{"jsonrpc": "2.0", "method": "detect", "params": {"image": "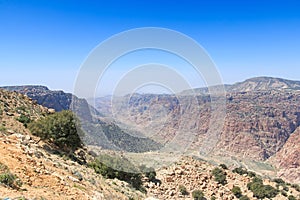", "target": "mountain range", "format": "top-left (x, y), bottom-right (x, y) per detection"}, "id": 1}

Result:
top-left (1, 76), bottom-right (300, 184)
